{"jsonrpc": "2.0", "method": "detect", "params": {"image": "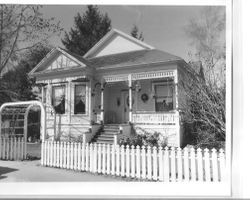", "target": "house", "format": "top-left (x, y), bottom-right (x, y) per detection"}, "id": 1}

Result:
top-left (29, 29), bottom-right (191, 147)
